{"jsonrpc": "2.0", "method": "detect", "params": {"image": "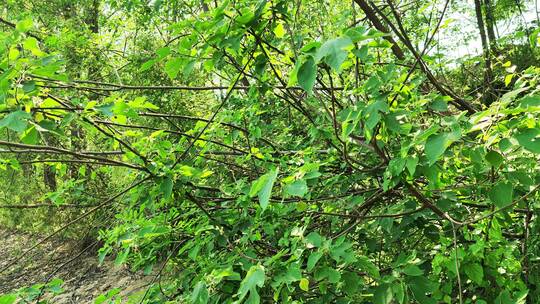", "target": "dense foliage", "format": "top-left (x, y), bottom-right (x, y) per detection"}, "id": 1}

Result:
top-left (1, 0), bottom-right (540, 303)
